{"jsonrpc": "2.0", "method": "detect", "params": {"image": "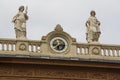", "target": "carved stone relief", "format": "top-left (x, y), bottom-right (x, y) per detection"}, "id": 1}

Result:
top-left (0, 63), bottom-right (120, 80)
top-left (0, 64), bottom-right (12, 76)
top-left (109, 73), bottom-right (120, 80)
top-left (19, 43), bottom-right (27, 51)
top-left (88, 71), bottom-right (108, 80)
top-left (92, 47), bottom-right (100, 55)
